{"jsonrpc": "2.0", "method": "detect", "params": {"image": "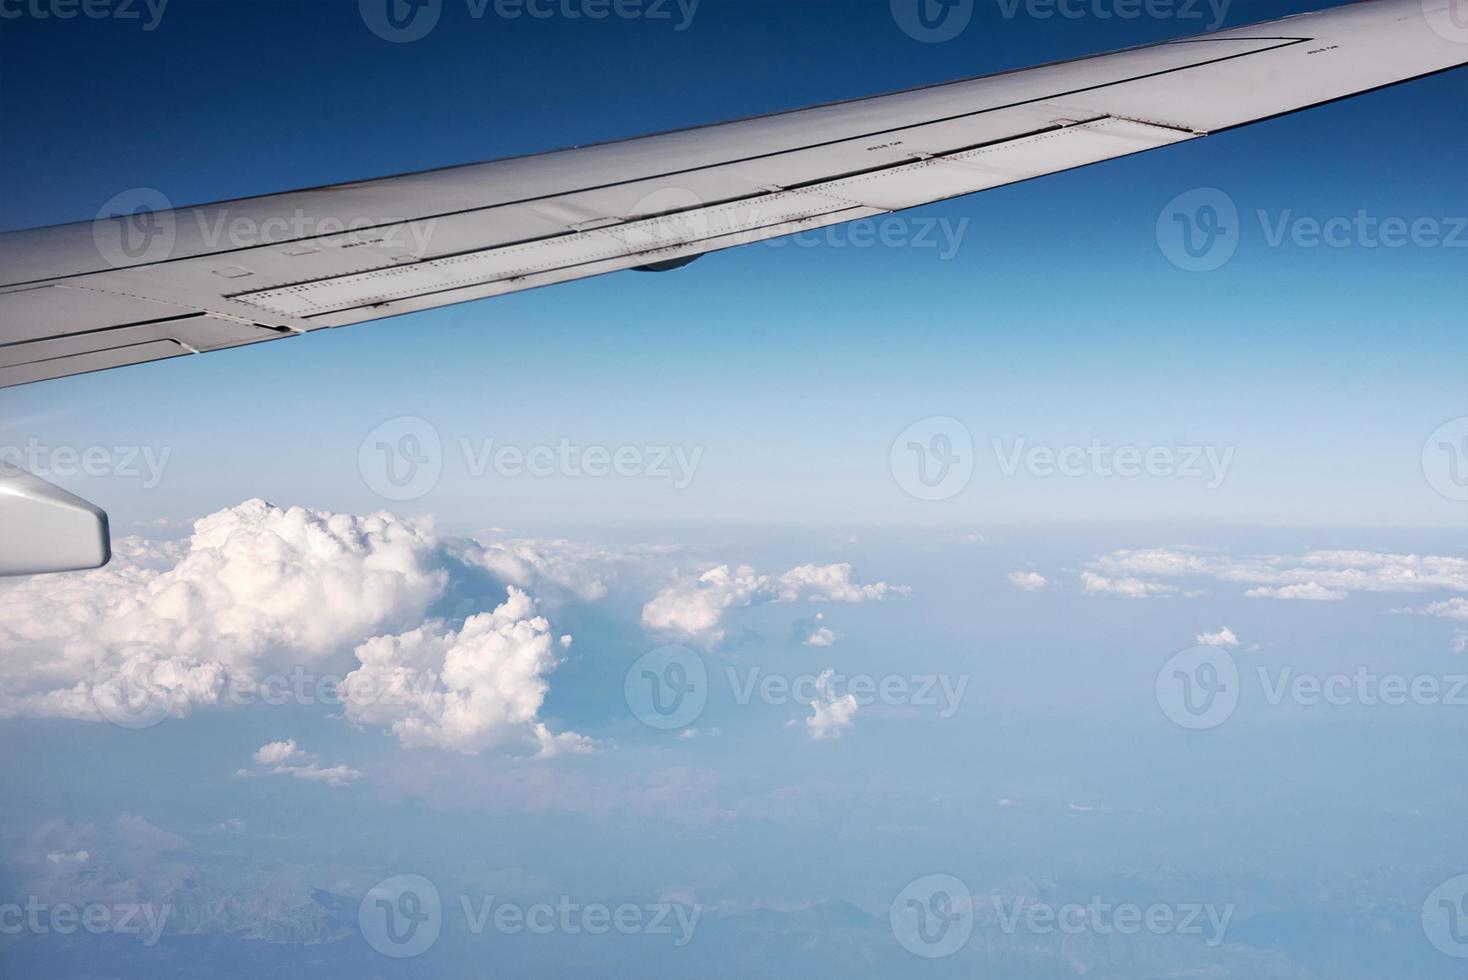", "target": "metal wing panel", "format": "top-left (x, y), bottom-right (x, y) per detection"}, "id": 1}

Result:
top-left (0, 0), bottom-right (1463, 388)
